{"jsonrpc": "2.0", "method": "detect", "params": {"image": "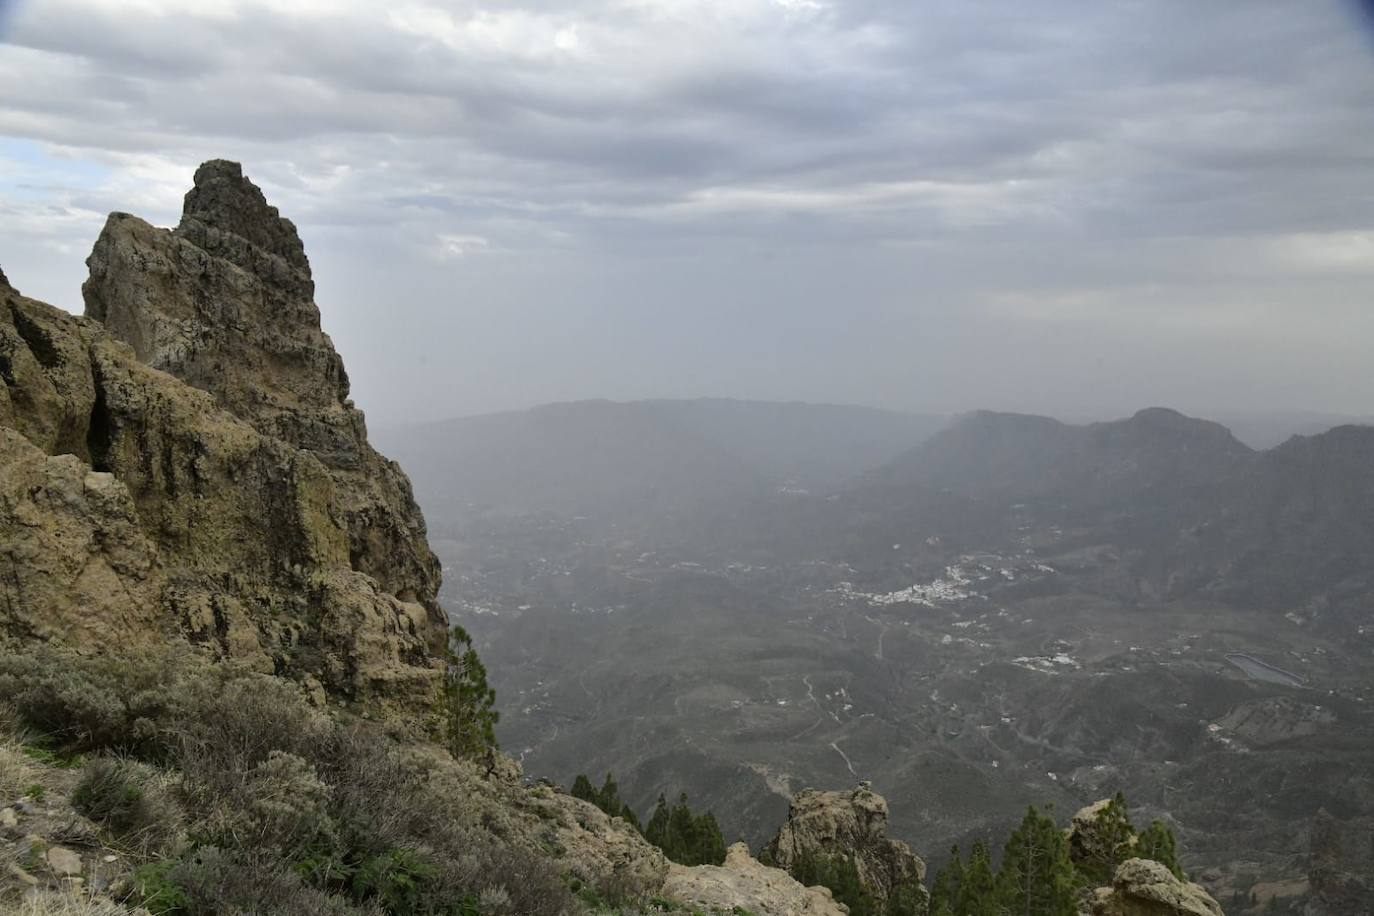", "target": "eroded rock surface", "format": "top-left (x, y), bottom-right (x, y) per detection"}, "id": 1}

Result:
top-left (1092, 859), bottom-right (1225, 916)
top-left (662, 842), bottom-right (850, 916)
top-left (0, 164), bottom-right (445, 719)
top-left (763, 781), bottom-right (928, 912)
